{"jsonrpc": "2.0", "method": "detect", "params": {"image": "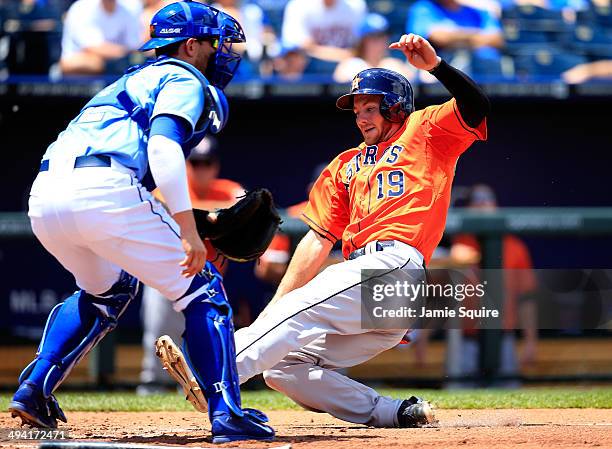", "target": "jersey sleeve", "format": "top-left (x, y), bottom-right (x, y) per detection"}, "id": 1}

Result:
top-left (302, 157), bottom-right (350, 243)
top-left (152, 70), bottom-right (205, 137)
top-left (423, 98), bottom-right (487, 157)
